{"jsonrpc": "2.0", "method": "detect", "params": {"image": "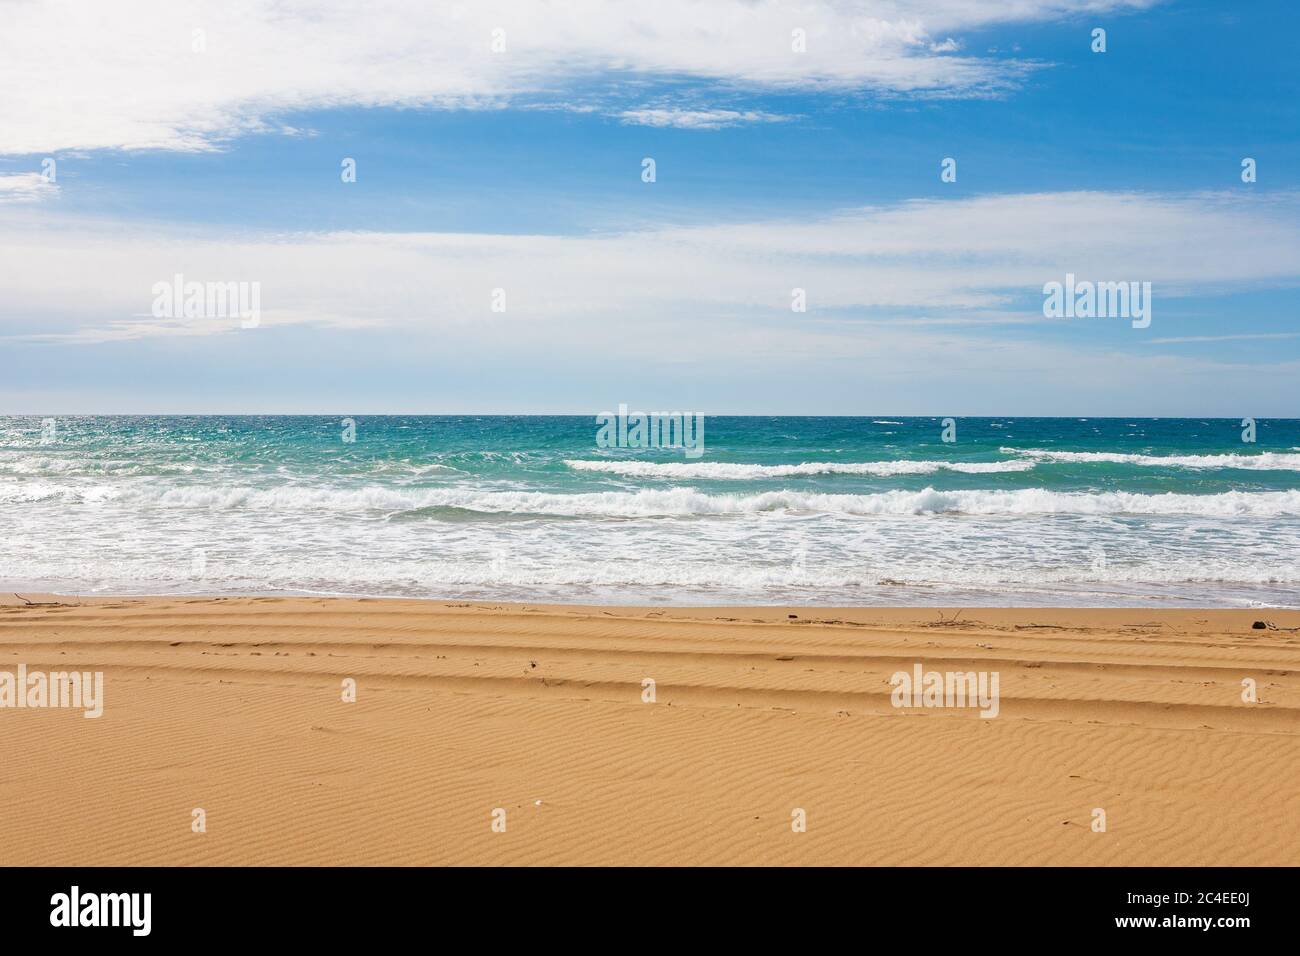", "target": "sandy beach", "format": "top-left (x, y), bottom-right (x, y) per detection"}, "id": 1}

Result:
top-left (1, 595), bottom-right (1297, 866)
